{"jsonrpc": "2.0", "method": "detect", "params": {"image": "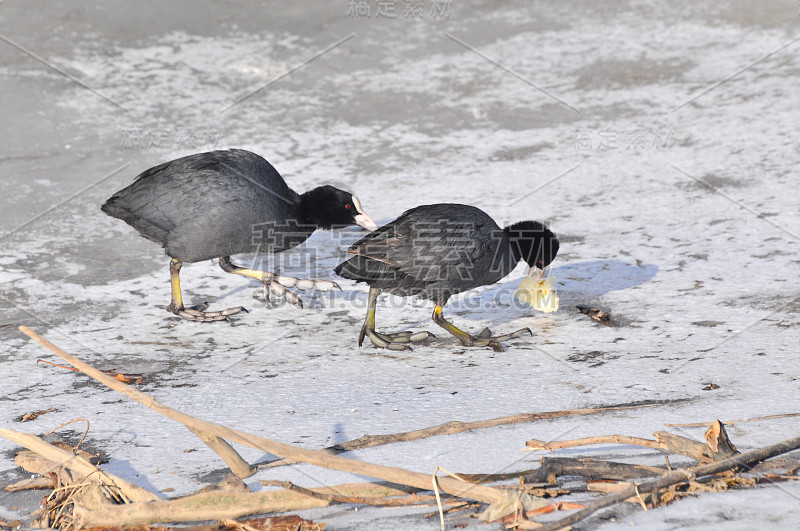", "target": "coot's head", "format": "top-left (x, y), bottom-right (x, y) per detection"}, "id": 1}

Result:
top-left (505, 221), bottom-right (559, 275)
top-left (302, 185), bottom-right (378, 231)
